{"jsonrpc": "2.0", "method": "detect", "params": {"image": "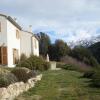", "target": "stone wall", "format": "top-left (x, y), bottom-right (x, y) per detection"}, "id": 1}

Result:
top-left (0, 74), bottom-right (42, 100)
